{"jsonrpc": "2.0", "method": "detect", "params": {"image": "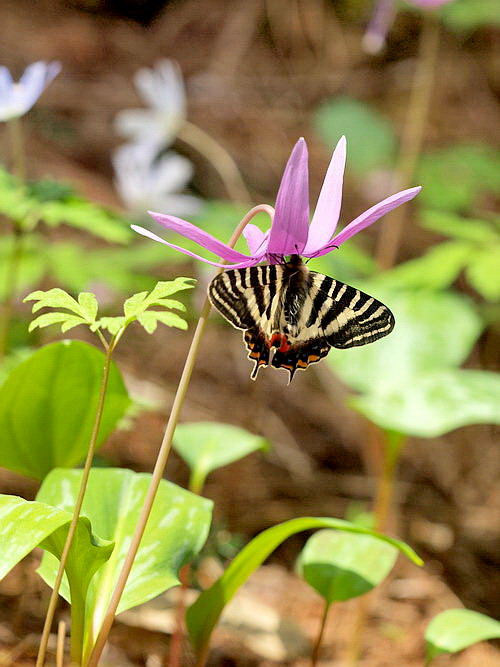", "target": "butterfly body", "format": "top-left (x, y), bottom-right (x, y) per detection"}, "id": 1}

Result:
top-left (208, 255), bottom-right (394, 381)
